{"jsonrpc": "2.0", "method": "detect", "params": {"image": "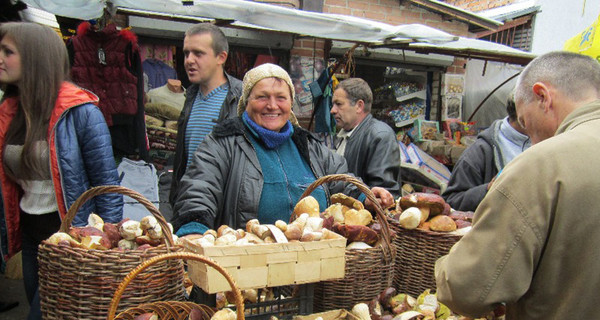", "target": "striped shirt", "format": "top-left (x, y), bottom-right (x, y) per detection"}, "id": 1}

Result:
top-left (185, 83), bottom-right (229, 166)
